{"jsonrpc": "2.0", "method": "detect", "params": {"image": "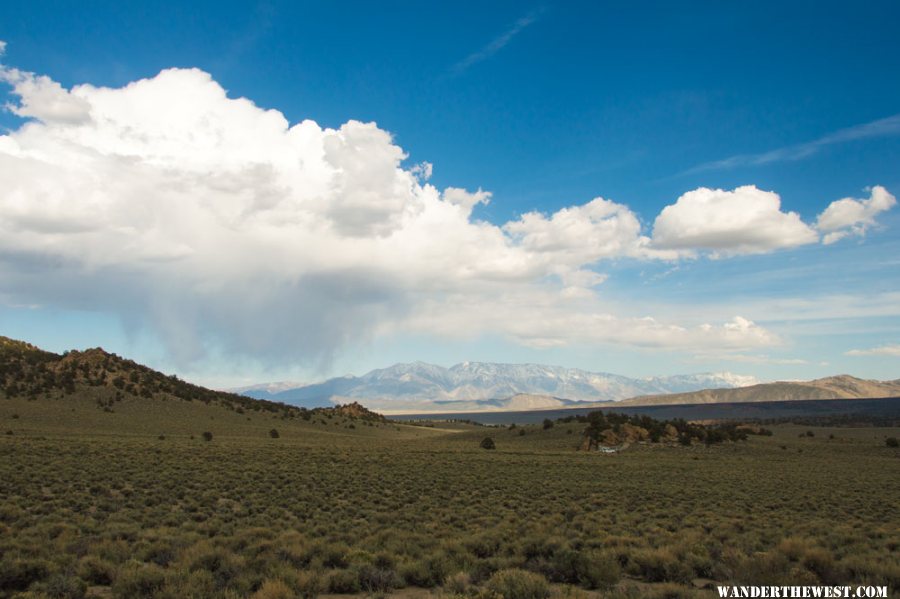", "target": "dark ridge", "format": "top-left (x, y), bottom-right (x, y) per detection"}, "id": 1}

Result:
top-left (0, 334), bottom-right (384, 422)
